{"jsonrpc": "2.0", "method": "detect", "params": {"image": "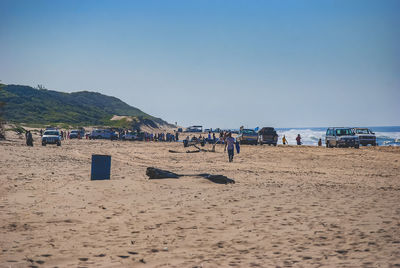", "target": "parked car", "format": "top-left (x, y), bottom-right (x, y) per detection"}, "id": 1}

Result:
top-left (325, 127), bottom-right (359, 148)
top-left (352, 128), bottom-right (376, 146)
top-left (258, 127), bottom-right (278, 146)
top-left (237, 128), bottom-right (258, 145)
top-left (89, 129), bottom-right (118, 140)
top-left (136, 132), bottom-right (145, 141)
top-left (69, 129), bottom-right (81, 139)
top-left (42, 130), bottom-right (61, 146)
top-left (122, 132), bottom-right (138, 140)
